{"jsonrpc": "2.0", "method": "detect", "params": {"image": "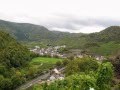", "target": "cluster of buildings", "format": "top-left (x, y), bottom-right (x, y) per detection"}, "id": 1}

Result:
top-left (48, 68), bottom-right (64, 82)
top-left (38, 68), bottom-right (65, 85)
top-left (68, 49), bottom-right (106, 61)
top-left (30, 46), bottom-right (106, 61)
top-left (77, 54), bottom-right (106, 61)
top-left (30, 45), bottom-right (66, 58)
